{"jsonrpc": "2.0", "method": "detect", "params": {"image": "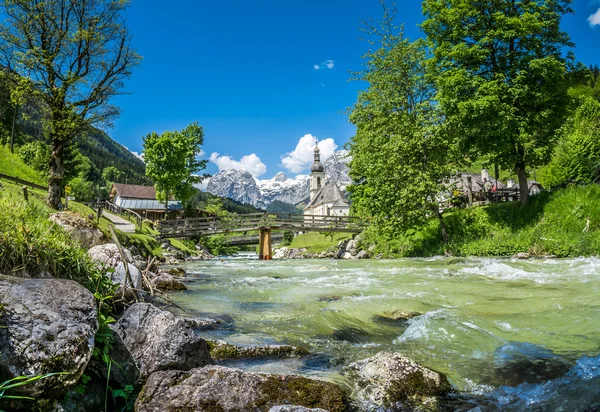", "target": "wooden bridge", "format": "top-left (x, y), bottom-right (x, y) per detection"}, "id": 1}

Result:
top-left (157, 213), bottom-right (366, 260)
